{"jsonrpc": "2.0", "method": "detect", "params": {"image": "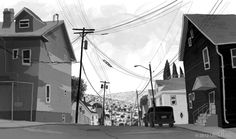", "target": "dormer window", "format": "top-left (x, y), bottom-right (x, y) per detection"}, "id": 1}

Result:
top-left (19, 19), bottom-right (30, 28)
